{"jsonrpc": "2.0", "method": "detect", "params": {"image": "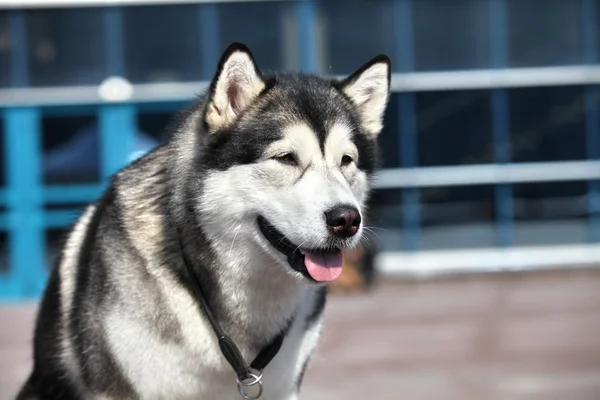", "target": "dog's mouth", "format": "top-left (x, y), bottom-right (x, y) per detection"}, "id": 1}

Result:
top-left (257, 216), bottom-right (343, 283)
